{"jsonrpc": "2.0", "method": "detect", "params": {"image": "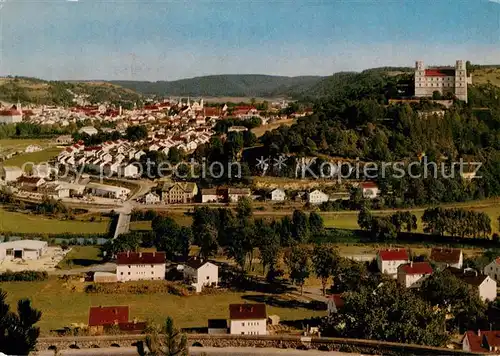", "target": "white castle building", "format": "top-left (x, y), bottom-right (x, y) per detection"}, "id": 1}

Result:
top-left (414, 60), bottom-right (472, 102)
